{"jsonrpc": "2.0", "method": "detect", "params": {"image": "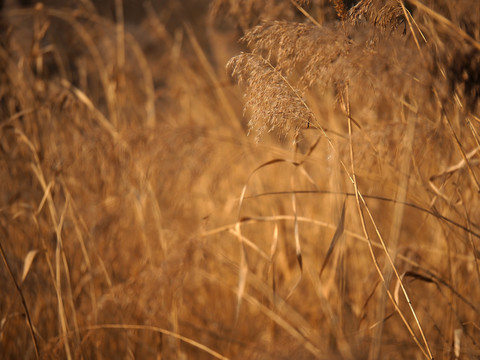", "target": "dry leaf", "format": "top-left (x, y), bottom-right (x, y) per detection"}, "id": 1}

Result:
top-left (21, 250), bottom-right (40, 284)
